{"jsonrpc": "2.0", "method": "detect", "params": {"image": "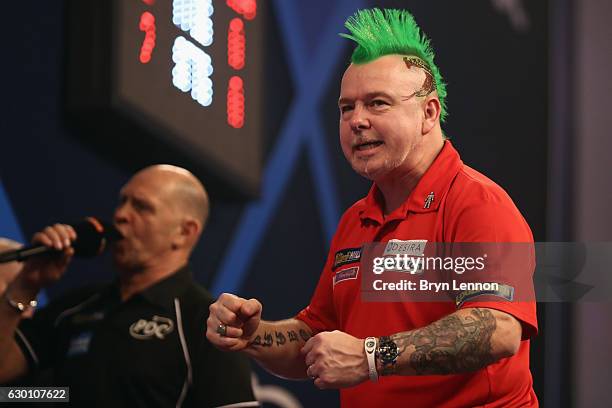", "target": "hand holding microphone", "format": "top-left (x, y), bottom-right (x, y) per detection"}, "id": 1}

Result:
top-left (0, 217), bottom-right (121, 264)
top-left (19, 223), bottom-right (76, 292)
top-left (0, 218), bottom-right (121, 299)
